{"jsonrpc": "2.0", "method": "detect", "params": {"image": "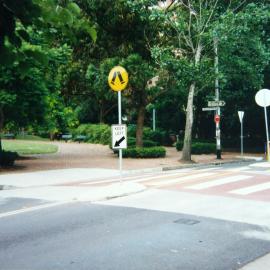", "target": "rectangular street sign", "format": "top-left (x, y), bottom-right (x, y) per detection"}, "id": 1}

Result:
top-left (202, 107), bottom-right (218, 111)
top-left (208, 100), bottom-right (226, 107)
top-left (112, 124), bottom-right (127, 149)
